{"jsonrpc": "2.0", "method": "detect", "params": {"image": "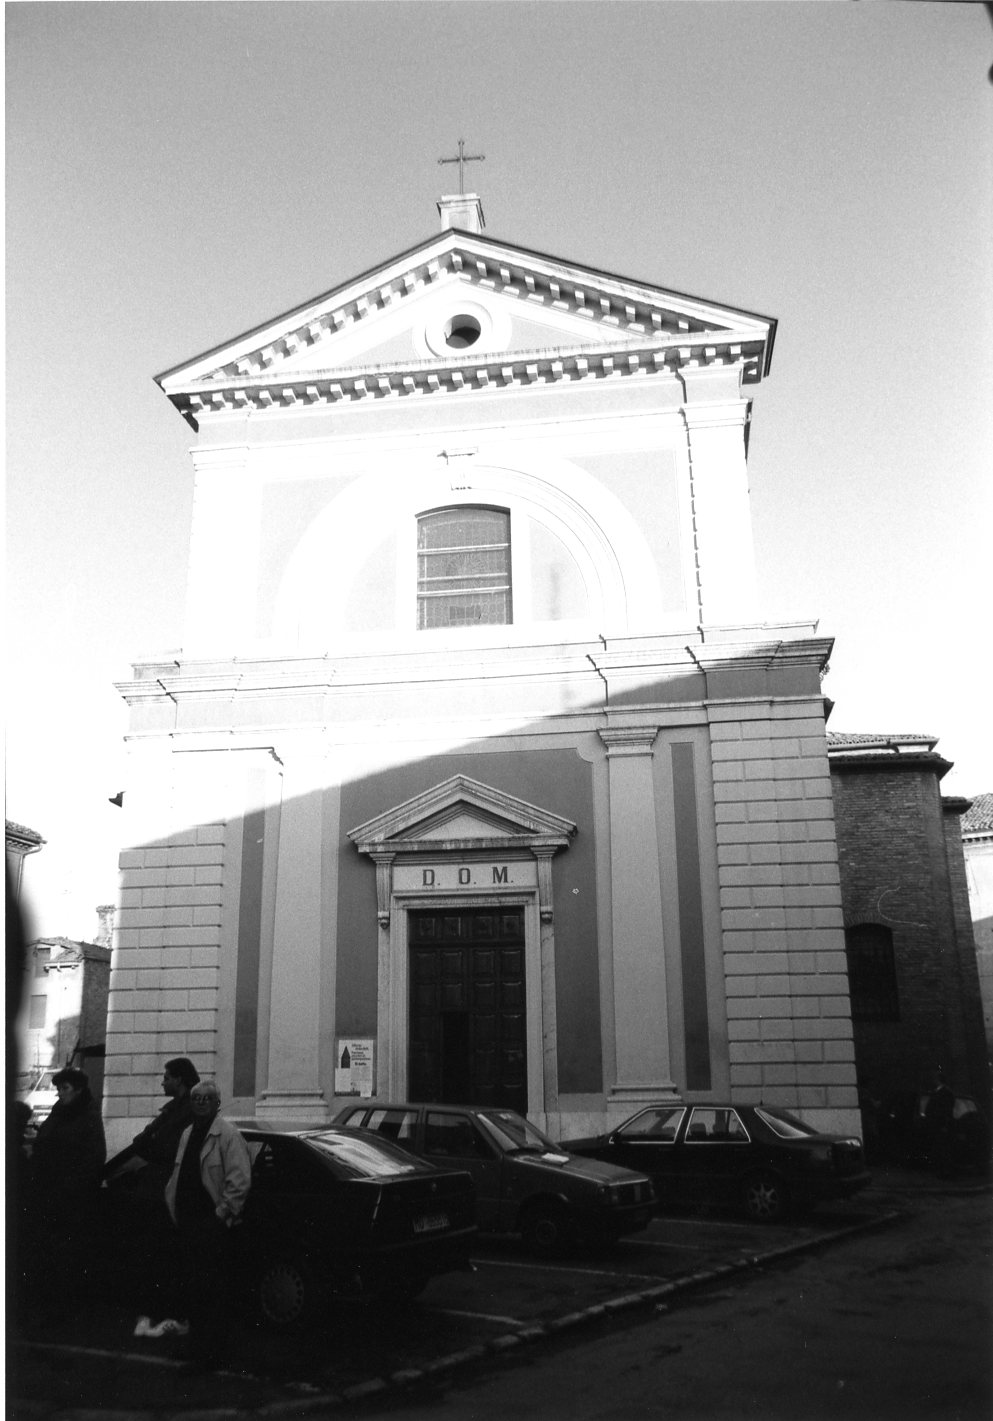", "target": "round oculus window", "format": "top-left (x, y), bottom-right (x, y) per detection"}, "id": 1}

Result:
top-left (415, 300), bottom-right (509, 360)
top-left (443, 315), bottom-right (482, 350)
